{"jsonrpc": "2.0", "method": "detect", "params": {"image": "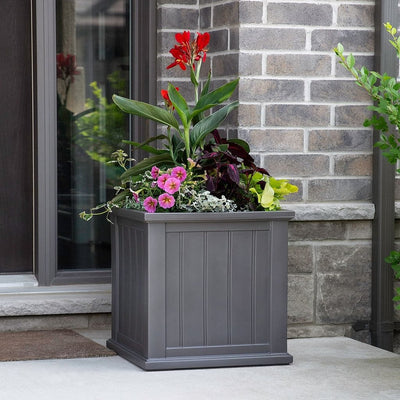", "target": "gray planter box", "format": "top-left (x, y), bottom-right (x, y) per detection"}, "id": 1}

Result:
top-left (107, 209), bottom-right (294, 370)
